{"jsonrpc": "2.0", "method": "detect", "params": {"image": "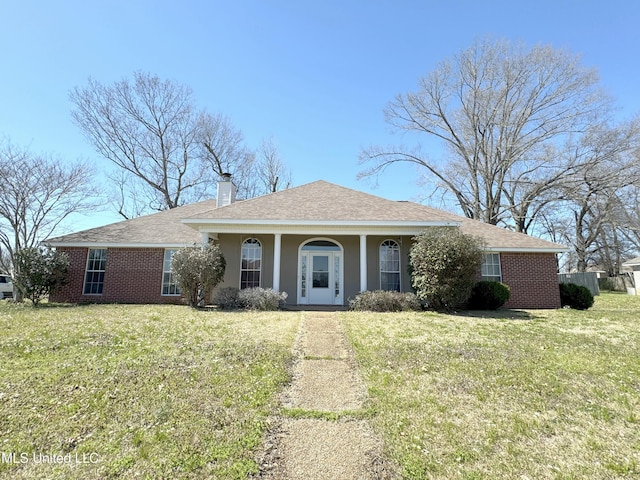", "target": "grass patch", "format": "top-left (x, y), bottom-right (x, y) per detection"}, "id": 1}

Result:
top-left (342, 293), bottom-right (640, 479)
top-left (282, 407), bottom-right (373, 421)
top-left (0, 303), bottom-right (300, 479)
